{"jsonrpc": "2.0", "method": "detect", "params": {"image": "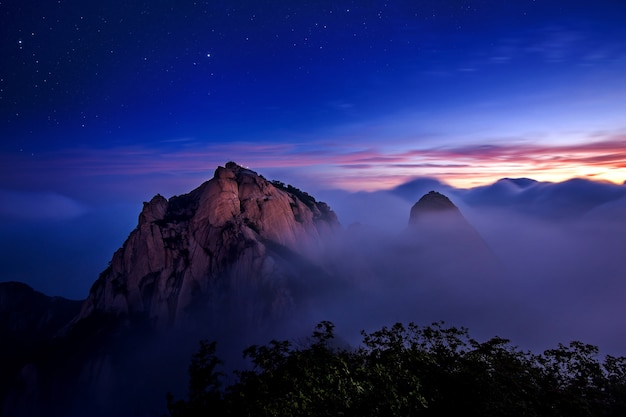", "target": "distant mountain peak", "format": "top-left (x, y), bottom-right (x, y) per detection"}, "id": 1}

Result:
top-left (496, 177), bottom-right (537, 188)
top-left (405, 191), bottom-right (499, 280)
top-left (409, 191), bottom-right (458, 225)
top-left (416, 190), bottom-right (456, 208)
